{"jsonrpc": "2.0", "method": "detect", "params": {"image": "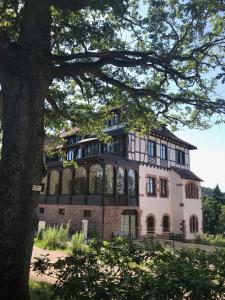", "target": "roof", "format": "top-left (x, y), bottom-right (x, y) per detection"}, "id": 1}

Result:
top-left (59, 127), bottom-right (79, 138)
top-left (171, 167), bottom-right (203, 182)
top-left (76, 137), bottom-right (98, 144)
top-left (151, 127), bottom-right (197, 150)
